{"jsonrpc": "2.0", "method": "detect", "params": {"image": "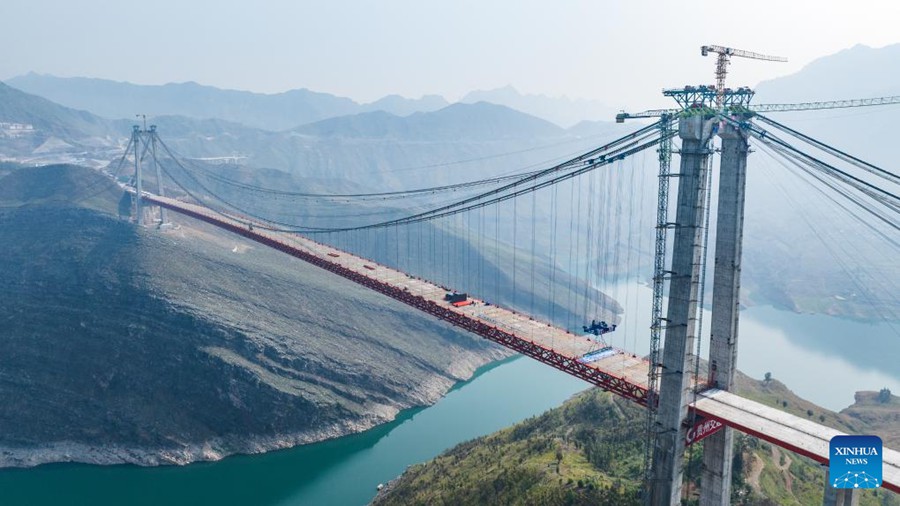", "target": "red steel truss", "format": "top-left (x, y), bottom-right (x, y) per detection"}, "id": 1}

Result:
top-left (148, 196), bottom-right (651, 406)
